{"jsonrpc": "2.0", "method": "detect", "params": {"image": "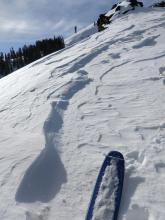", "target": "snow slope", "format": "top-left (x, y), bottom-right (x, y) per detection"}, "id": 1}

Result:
top-left (0, 7), bottom-right (165, 220)
top-left (66, 24), bottom-right (98, 46)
